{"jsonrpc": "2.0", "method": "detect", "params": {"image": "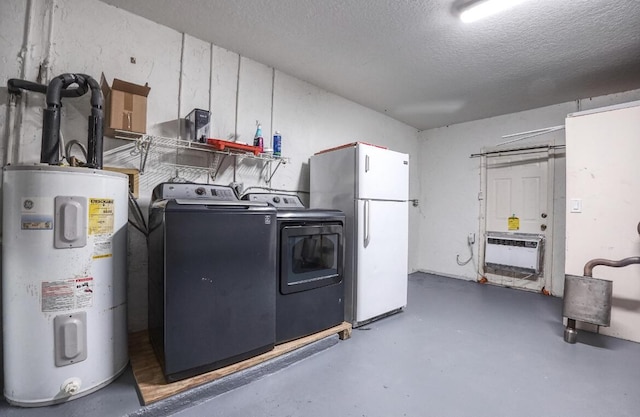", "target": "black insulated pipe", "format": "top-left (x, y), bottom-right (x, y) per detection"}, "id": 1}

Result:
top-left (78, 74), bottom-right (104, 169)
top-left (7, 78), bottom-right (87, 97)
top-left (44, 73), bottom-right (82, 106)
top-left (8, 73), bottom-right (103, 168)
top-left (8, 79), bottom-right (47, 95)
top-left (40, 108), bottom-right (59, 165)
top-left (41, 74), bottom-right (83, 165)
